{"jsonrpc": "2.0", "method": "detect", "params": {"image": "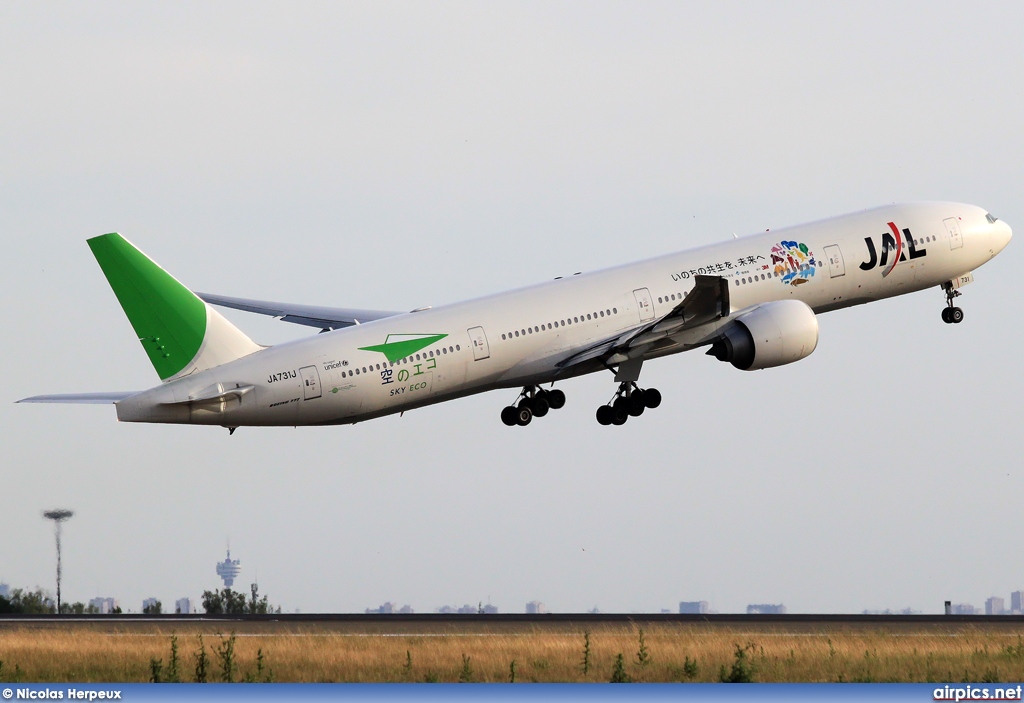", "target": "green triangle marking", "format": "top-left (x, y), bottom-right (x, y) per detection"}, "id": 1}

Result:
top-left (359, 334), bottom-right (448, 363)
